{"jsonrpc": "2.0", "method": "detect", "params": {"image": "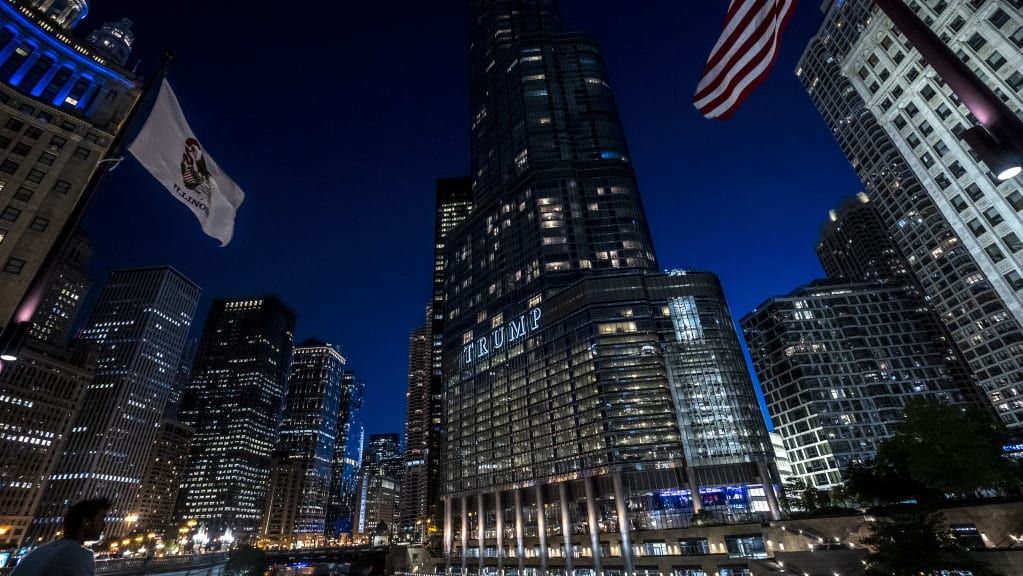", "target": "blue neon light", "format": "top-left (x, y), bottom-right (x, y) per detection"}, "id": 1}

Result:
top-left (1003, 443), bottom-right (1023, 453)
top-left (0, 2), bottom-right (134, 87)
